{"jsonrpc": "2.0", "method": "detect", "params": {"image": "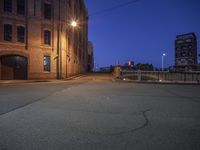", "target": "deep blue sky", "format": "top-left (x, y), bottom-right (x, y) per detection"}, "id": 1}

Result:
top-left (84, 0), bottom-right (200, 68)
